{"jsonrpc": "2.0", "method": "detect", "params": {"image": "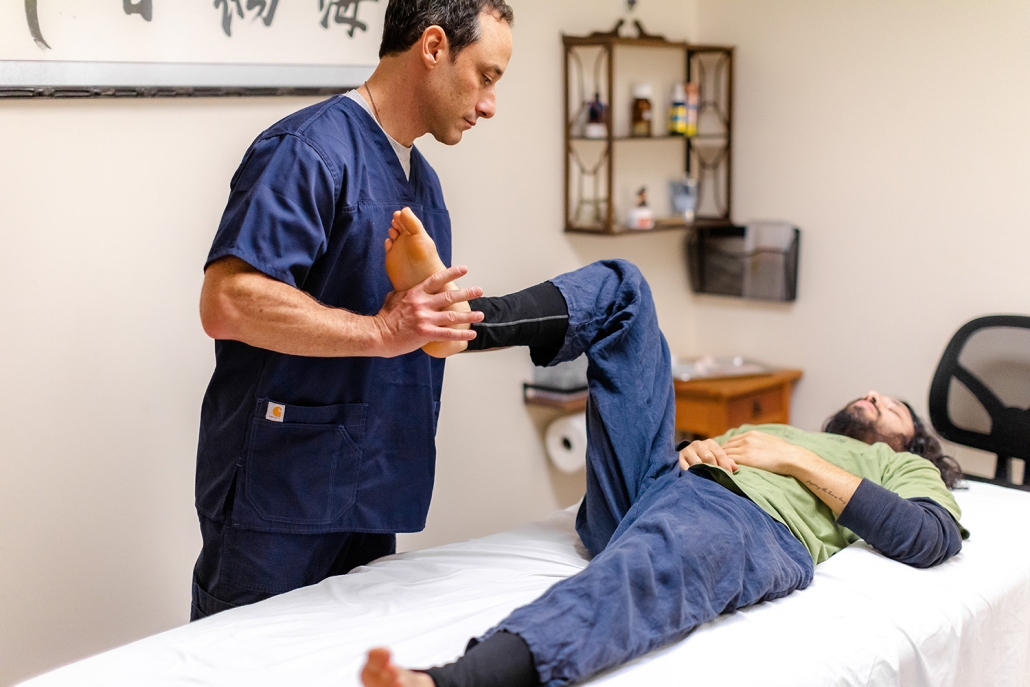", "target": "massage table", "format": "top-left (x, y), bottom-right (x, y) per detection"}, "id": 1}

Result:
top-left (20, 480), bottom-right (1030, 687)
